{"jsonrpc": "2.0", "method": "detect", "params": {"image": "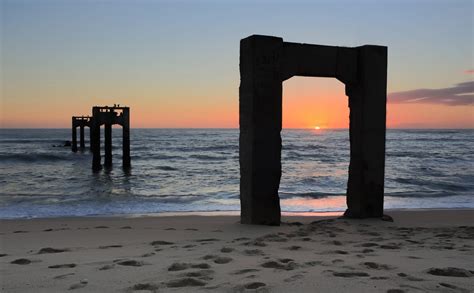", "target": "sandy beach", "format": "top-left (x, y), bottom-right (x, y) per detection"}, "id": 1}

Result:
top-left (1, 209), bottom-right (473, 292)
